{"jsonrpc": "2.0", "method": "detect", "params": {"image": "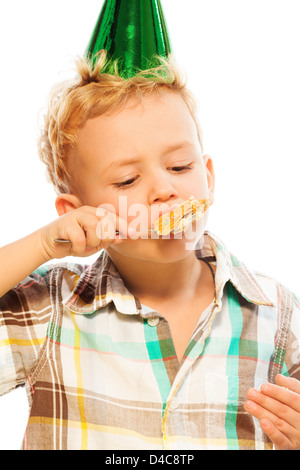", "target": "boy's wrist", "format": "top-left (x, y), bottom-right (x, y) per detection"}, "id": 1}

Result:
top-left (0, 228), bottom-right (56, 298)
top-left (37, 226), bottom-right (58, 264)
top-left (22, 228), bottom-right (54, 266)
